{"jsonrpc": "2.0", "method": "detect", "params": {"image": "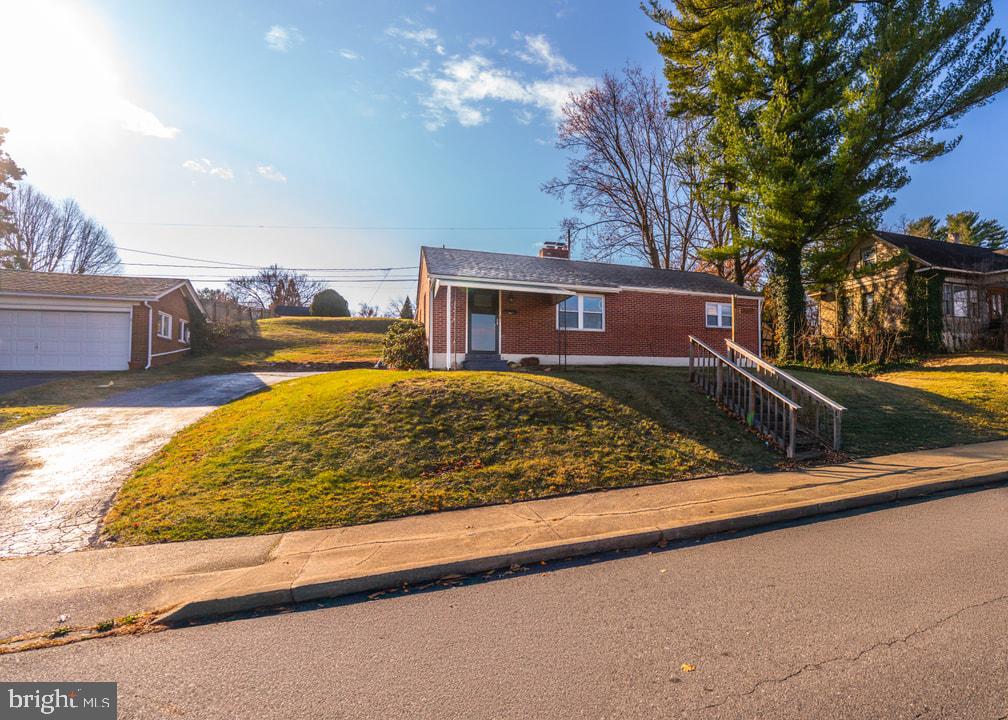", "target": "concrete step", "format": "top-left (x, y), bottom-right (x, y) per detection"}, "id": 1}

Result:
top-left (462, 357), bottom-right (511, 371)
